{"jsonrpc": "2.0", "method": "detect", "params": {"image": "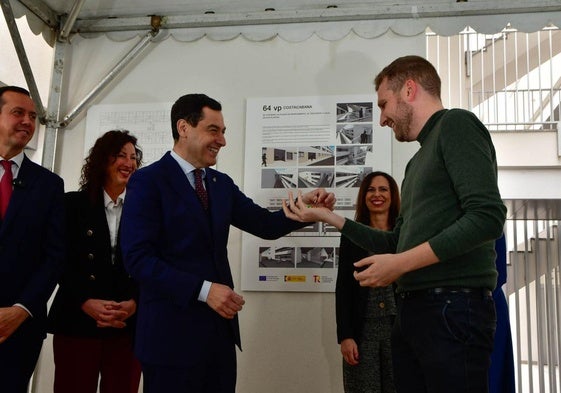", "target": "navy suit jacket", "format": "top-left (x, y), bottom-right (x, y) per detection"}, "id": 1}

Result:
top-left (121, 152), bottom-right (303, 367)
top-left (0, 155), bottom-right (65, 343)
